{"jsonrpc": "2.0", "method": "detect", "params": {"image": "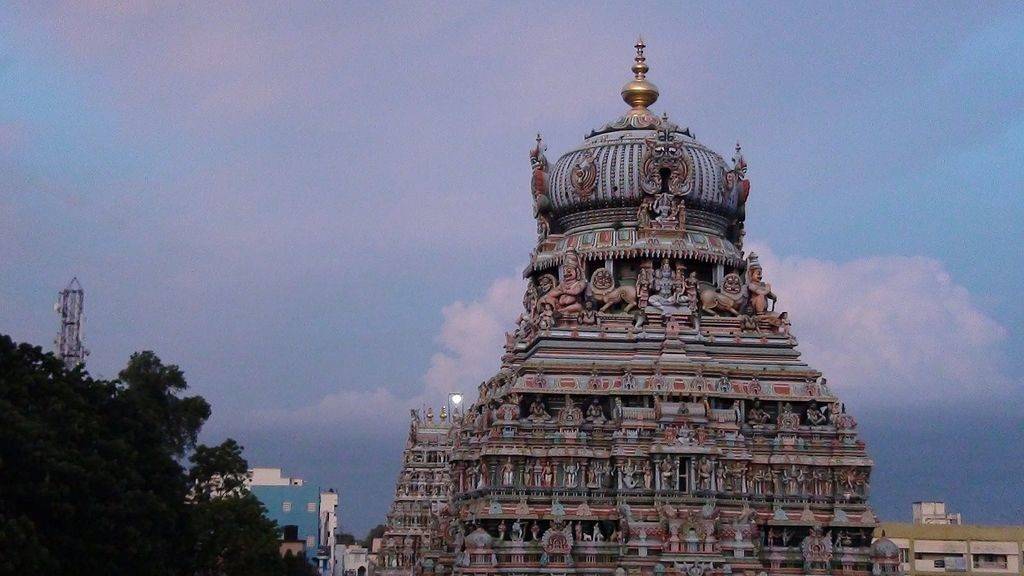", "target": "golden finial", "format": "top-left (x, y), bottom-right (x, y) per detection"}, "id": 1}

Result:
top-left (621, 36), bottom-right (659, 110)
